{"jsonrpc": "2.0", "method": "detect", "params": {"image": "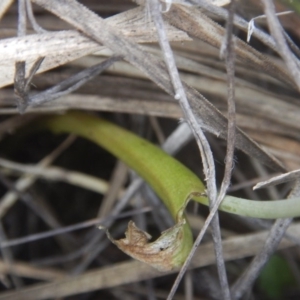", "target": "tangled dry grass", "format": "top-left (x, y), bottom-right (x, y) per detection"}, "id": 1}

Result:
top-left (0, 0), bottom-right (300, 299)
